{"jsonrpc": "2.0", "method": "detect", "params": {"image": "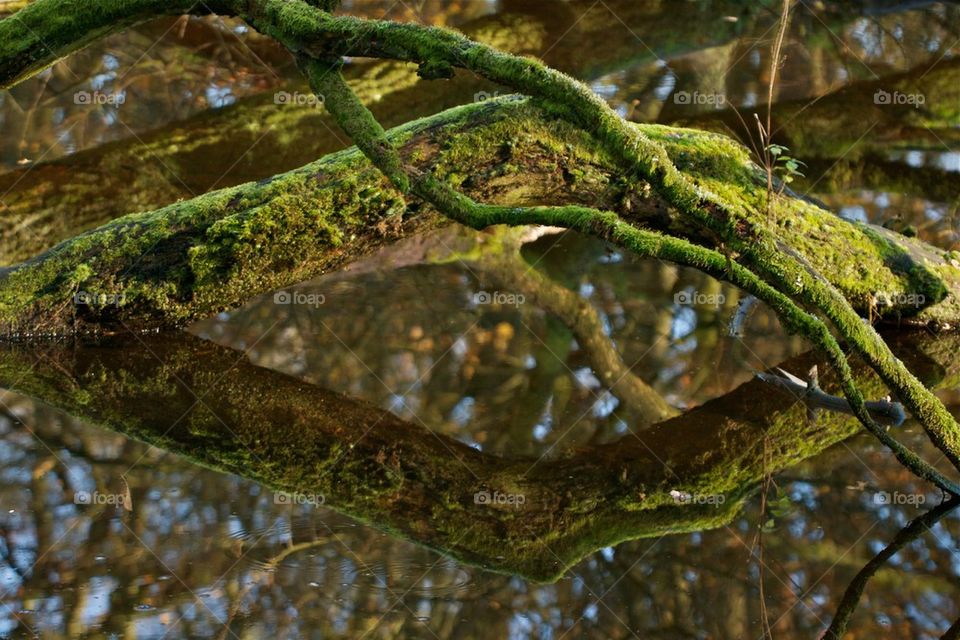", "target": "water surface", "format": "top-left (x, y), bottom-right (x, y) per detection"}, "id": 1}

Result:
top-left (1, 1), bottom-right (959, 638)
